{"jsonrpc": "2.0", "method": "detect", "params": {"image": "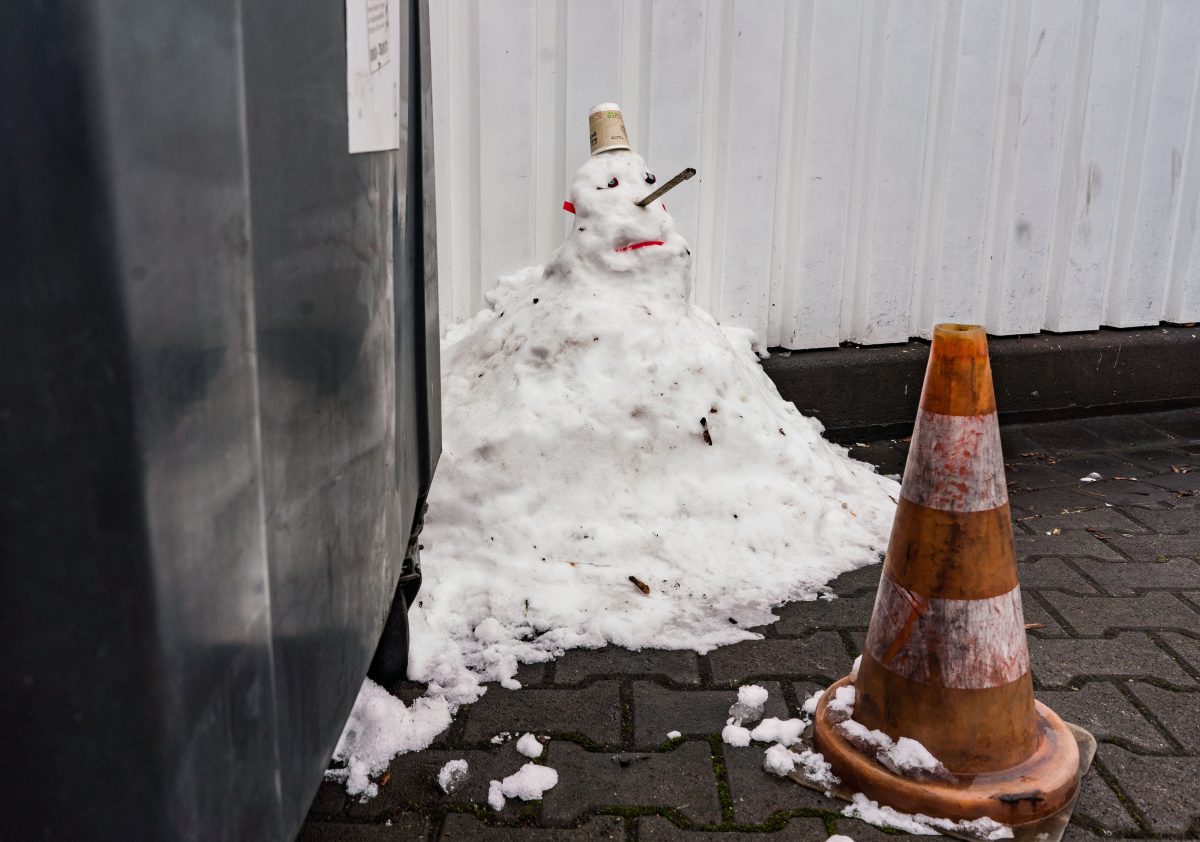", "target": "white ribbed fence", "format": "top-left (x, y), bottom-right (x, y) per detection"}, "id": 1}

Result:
top-left (430, 0), bottom-right (1200, 349)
